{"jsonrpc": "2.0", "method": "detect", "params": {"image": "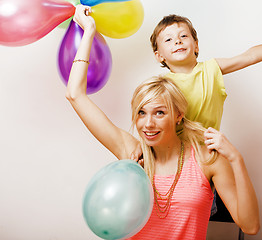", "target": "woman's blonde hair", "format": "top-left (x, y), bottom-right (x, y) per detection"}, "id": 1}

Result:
top-left (131, 76), bottom-right (216, 180)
